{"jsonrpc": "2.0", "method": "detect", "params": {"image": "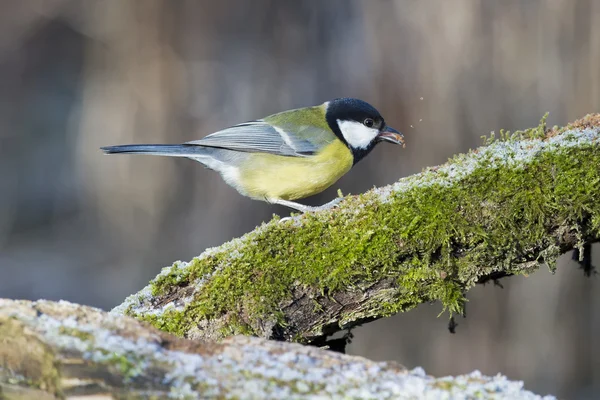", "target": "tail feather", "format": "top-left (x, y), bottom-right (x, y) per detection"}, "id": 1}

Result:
top-left (101, 144), bottom-right (204, 157)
